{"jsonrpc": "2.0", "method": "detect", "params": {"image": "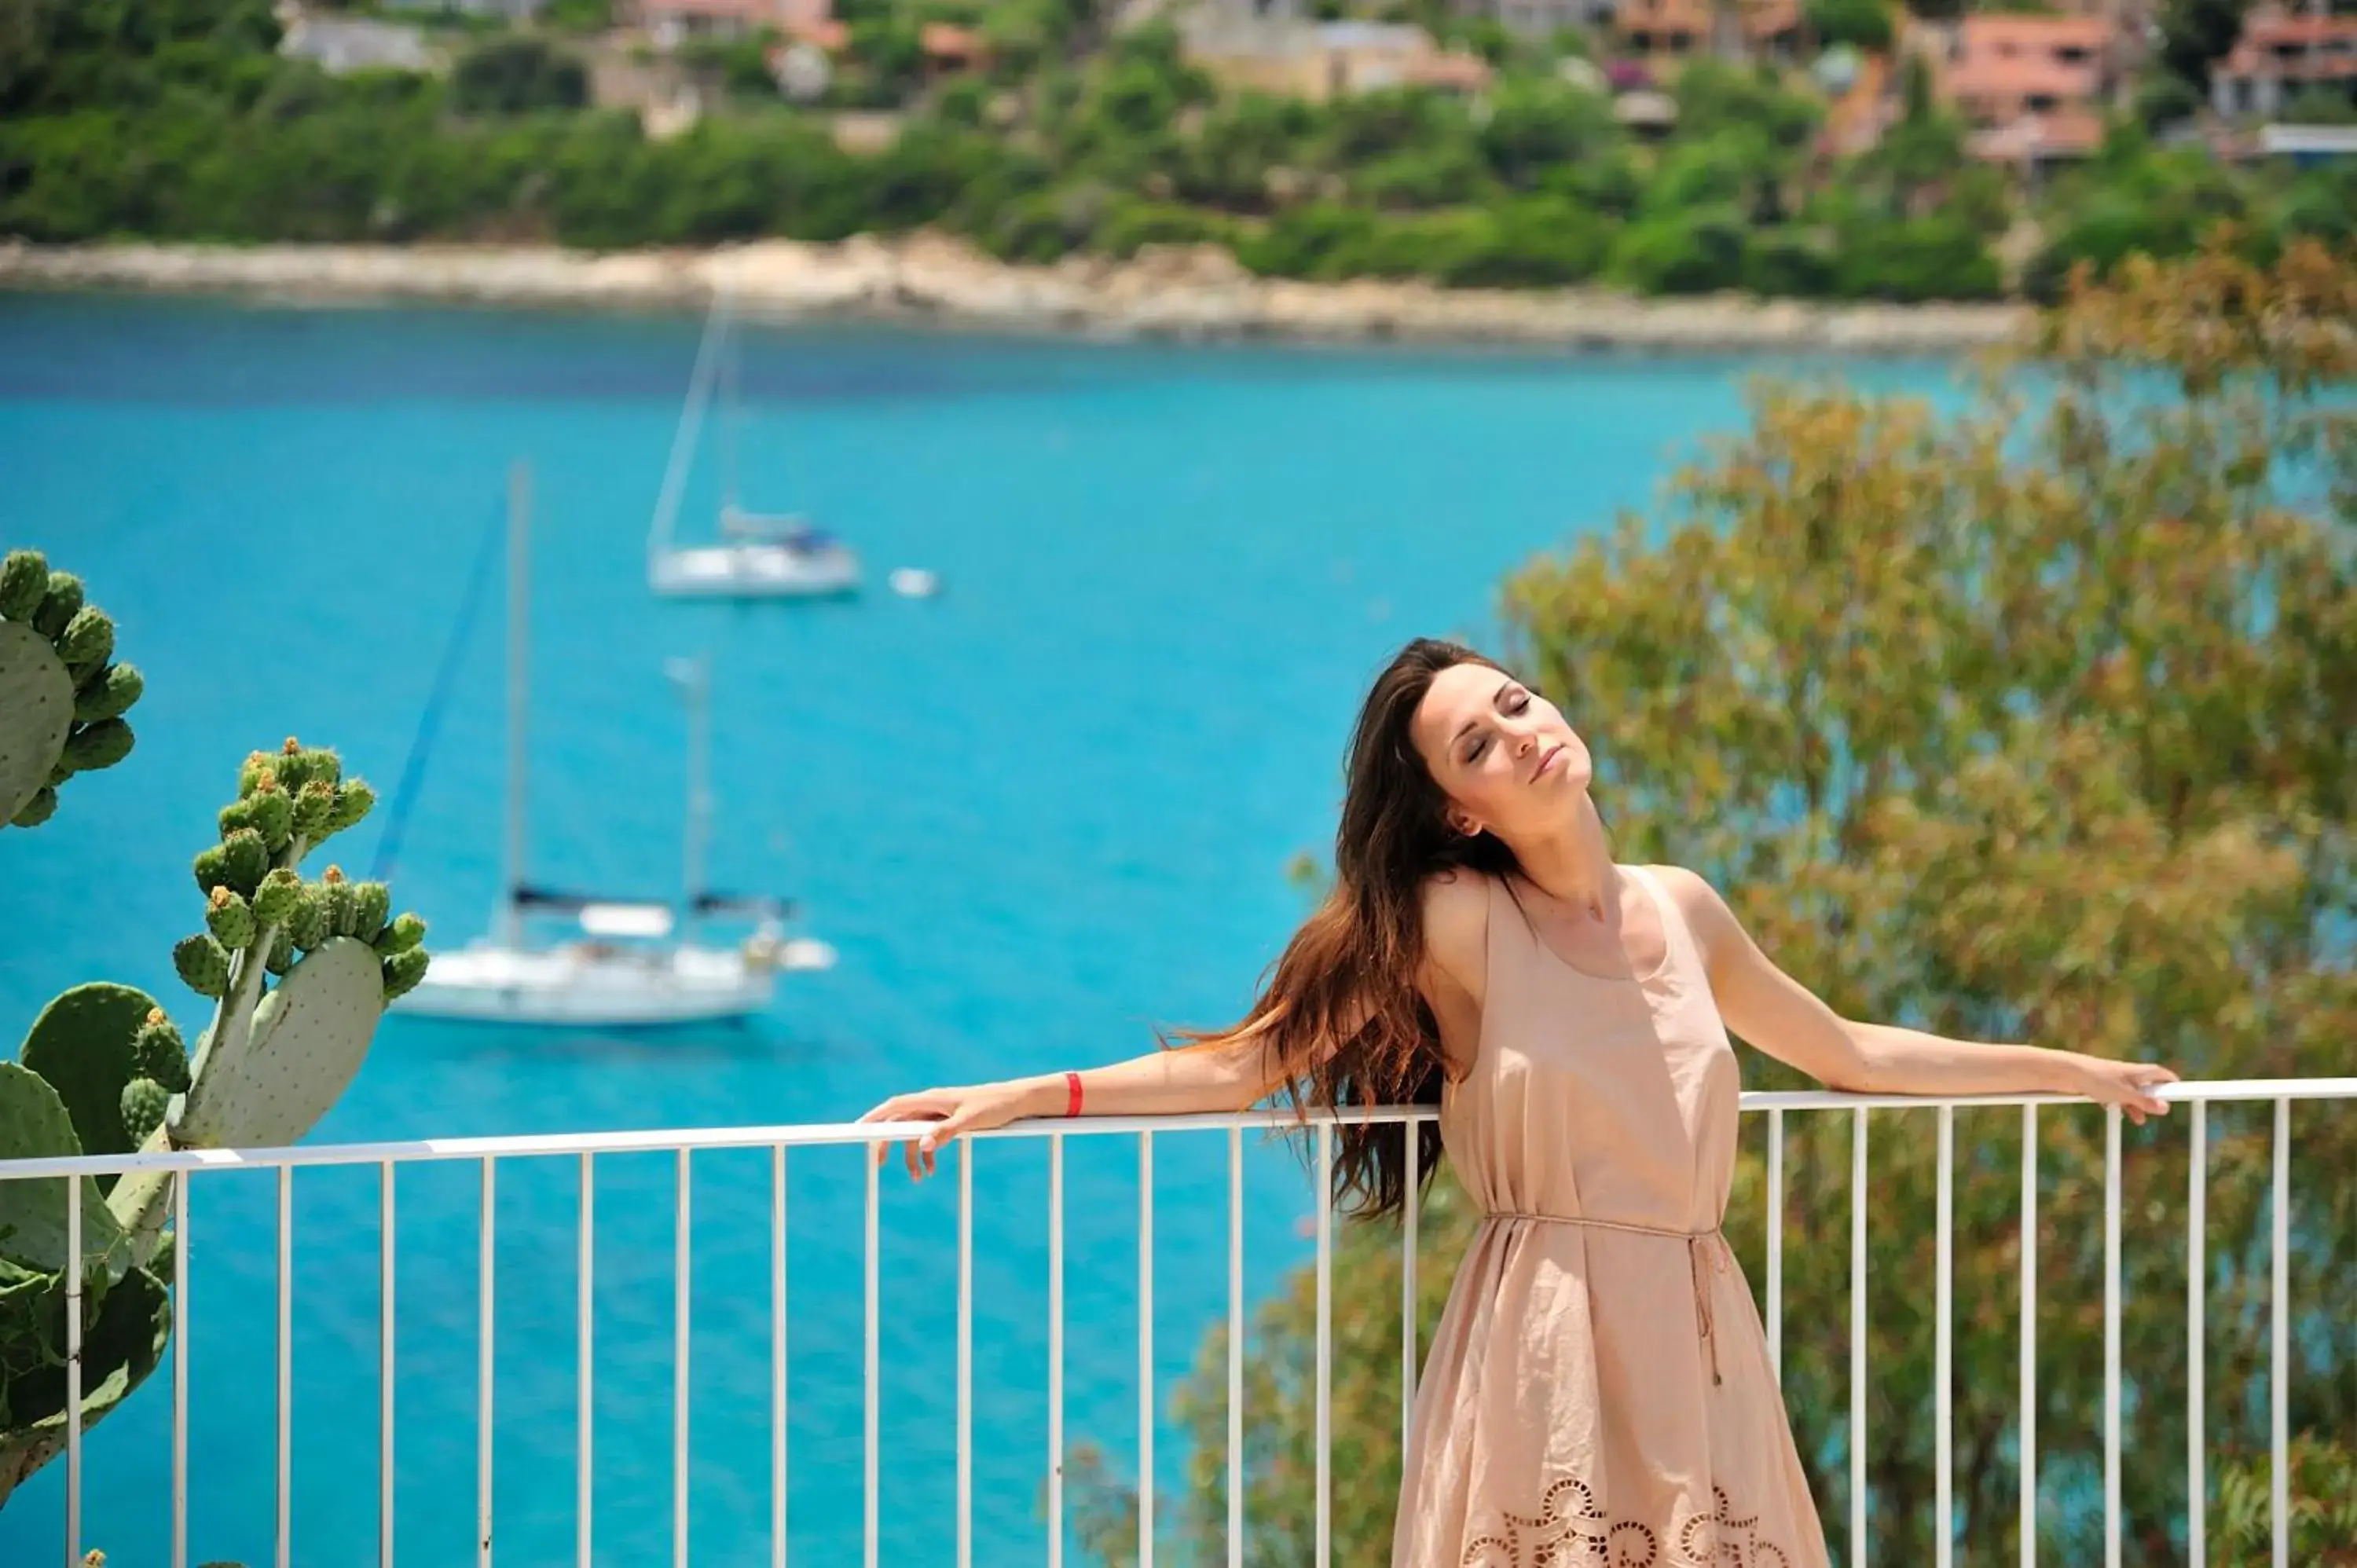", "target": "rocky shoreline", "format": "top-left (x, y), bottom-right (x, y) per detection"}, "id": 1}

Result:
top-left (0, 233), bottom-right (2031, 353)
